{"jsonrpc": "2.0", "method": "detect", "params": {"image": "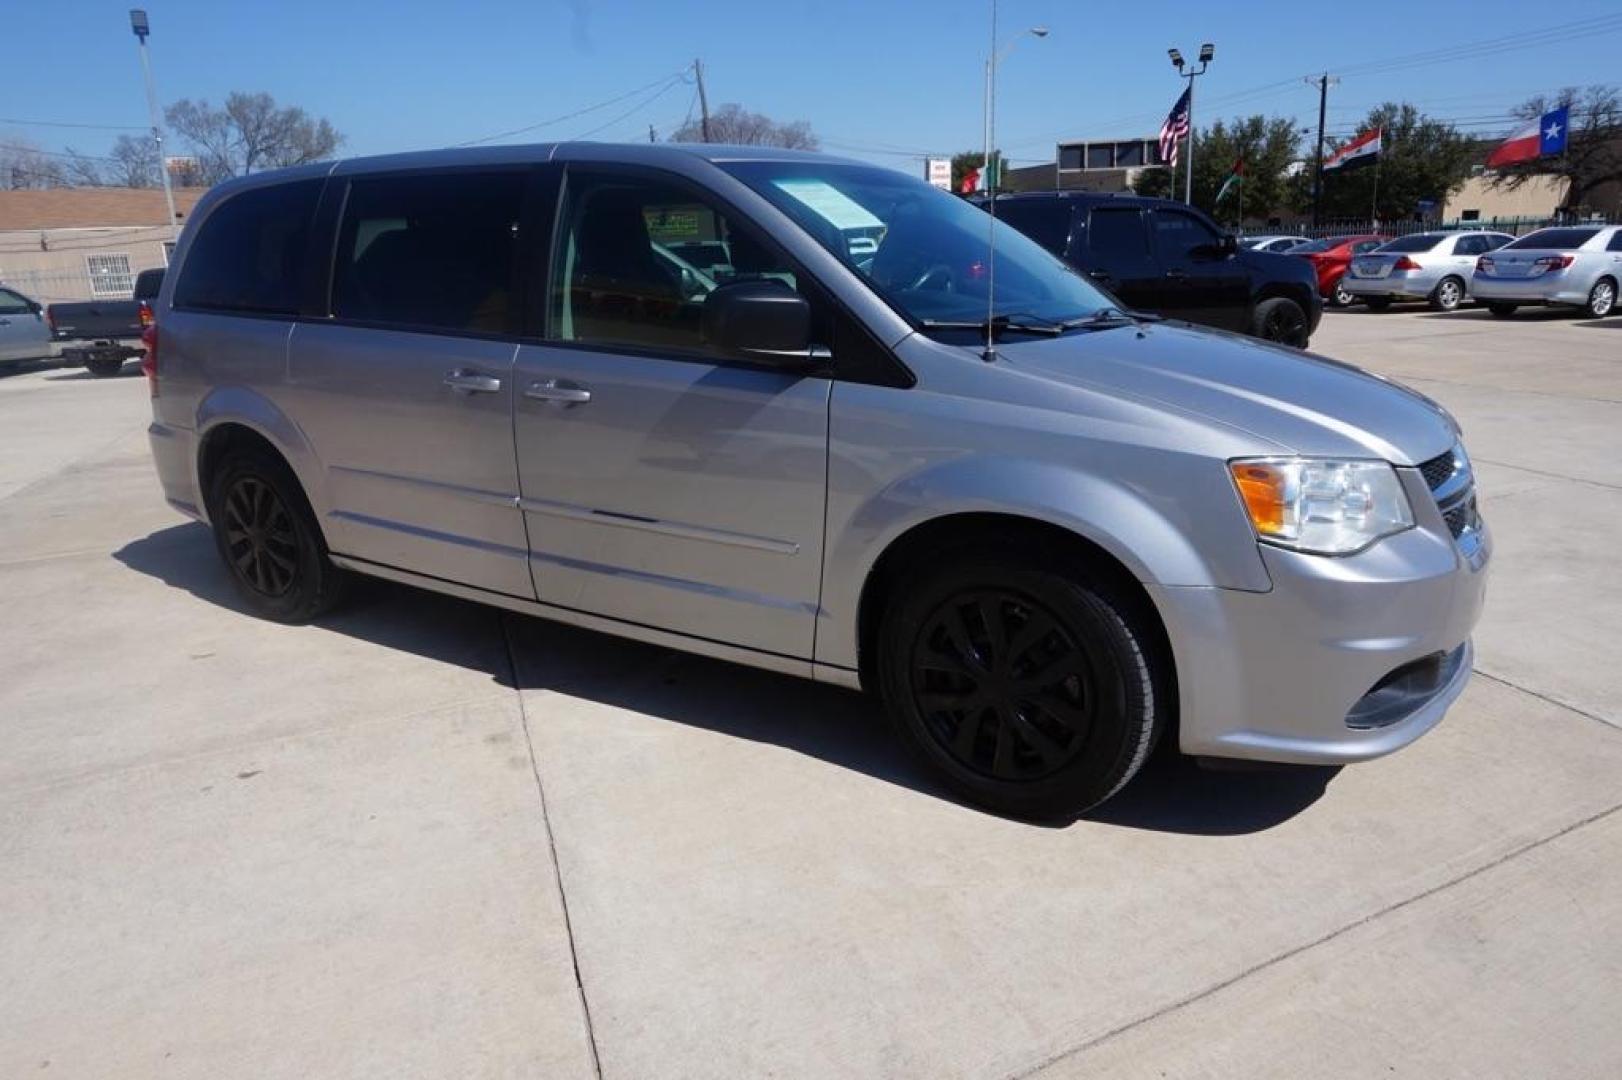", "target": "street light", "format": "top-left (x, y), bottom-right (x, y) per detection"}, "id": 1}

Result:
top-left (129, 9), bottom-right (178, 240)
top-left (1166, 41), bottom-right (1215, 206)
